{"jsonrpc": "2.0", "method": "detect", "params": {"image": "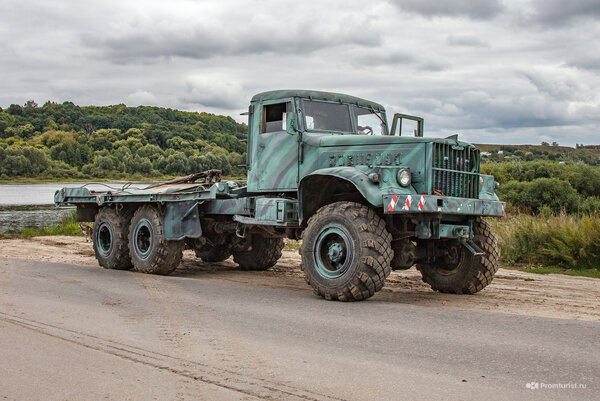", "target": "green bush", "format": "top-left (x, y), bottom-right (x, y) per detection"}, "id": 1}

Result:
top-left (490, 213), bottom-right (600, 269)
top-left (498, 177), bottom-right (579, 214)
top-left (20, 210), bottom-right (82, 237)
